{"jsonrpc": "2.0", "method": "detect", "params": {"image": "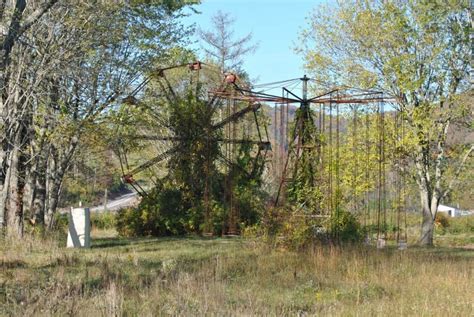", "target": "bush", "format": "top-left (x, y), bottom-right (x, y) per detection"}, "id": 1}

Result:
top-left (255, 205), bottom-right (364, 249)
top-left (115, 208), bottom-right (134, 237)
top-left (52, 213), bottom-right (69, 234)
top-left (116, 207), bottom-right (143, 237)
top-left (115, 176), bottom-right (264, 237)
top-left (435, 212), bottom-right (450, 234)
top-left (50, 210), bottom-right (116, 234)
top-left (256, 206), bottom-right (329, 250)
top-left (116, 187), bottom-right (191, 237)
top-left (330, 209), bottom-right (363, 243)
top-left (279, 211), bottom-right (319, 249)
top-left (91, 212), bottom-right (116, 230)
top-left (445, 215), bottom-right (474, 234)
